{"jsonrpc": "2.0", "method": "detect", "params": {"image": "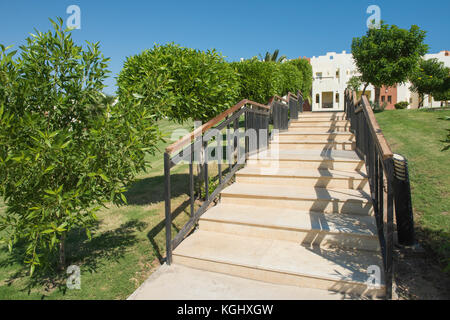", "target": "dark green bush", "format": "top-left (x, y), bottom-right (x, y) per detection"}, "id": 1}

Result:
top-left (117, 43), bottom-right (240, 123)
top-left (395, 101), bottom-right (409, 109)
top-left (287, 59), bottom-right (313, 98)
top-left (231, 60), bottom-right (284, 104)
top-left (279, 63), bottom-right (303, 96)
